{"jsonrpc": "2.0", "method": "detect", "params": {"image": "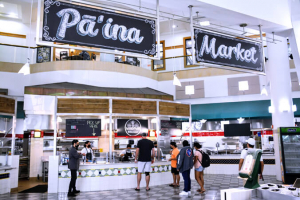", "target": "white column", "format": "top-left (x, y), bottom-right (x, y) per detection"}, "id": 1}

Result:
top-left (267, 34), bottom-right (295, 181)
top-left (109, 98), bottom-right (112, 163)
top-left (189, 104), bottom-right (193, 147)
